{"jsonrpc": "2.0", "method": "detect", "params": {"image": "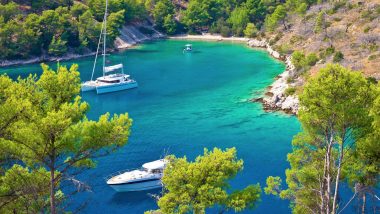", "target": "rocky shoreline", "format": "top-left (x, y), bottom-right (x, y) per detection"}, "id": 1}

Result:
top-left (170, 34), bottom-right (300, 114)
top-left (247, 39), bottom-right (299, 115)
top-left (0, 23), bottom-right (164, 68)
top-left (0, 32), bottom-right (299, 114)
top-left (0, 52), bottom-right (97, 68)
